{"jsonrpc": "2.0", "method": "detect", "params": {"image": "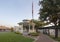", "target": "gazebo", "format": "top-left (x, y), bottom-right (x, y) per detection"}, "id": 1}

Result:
top-left (18, 19), bottom-right (36, 33)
